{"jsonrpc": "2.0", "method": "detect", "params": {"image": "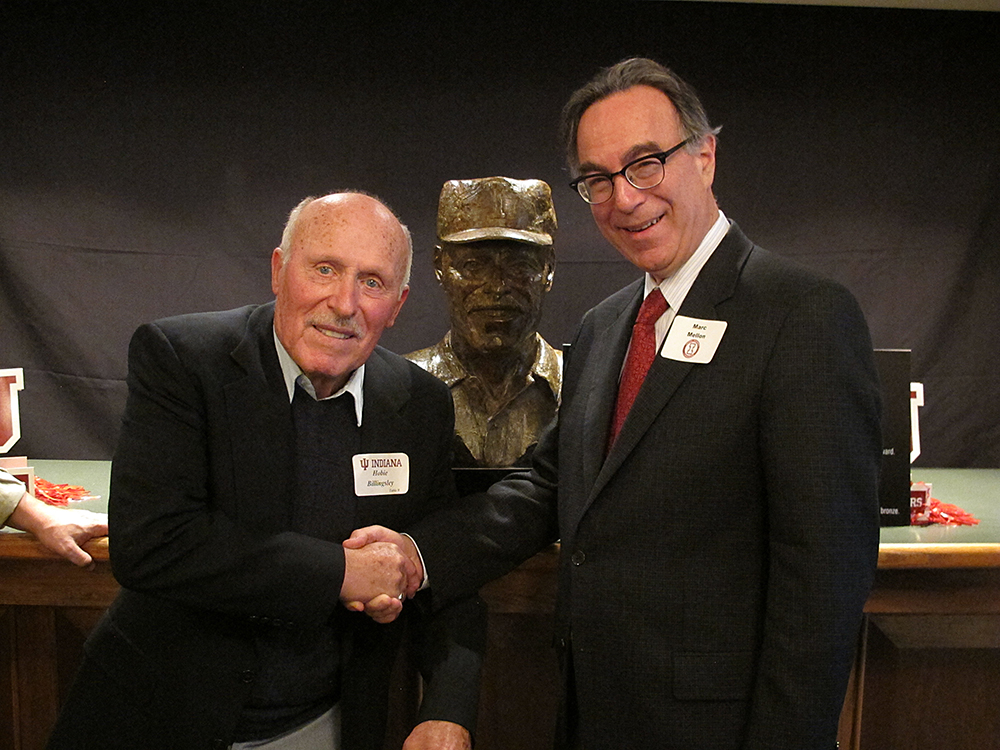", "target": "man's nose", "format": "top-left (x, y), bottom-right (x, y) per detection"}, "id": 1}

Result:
top-left (479, 261), bottom-right (508, 292)
top-left (326, 277), bottom-right (359, 316)
top-left (611, 174), bottom-right (644, 212)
